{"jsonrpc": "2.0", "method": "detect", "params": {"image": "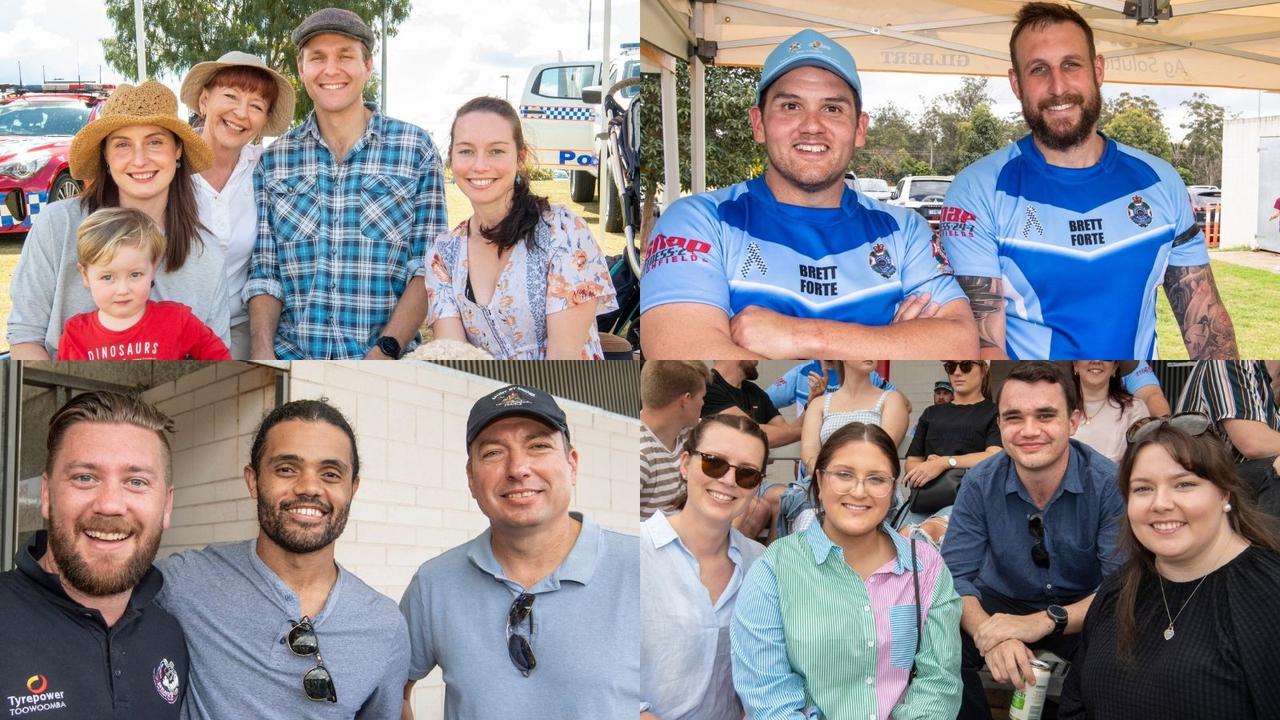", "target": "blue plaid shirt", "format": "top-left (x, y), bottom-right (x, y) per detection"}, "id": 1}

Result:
top-left (245, 104), bottom-right (446, 359)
